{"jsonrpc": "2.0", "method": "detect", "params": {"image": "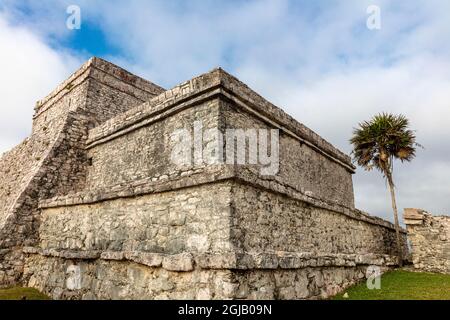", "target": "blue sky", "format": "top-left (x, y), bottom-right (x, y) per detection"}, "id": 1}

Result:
top-left (1, 0), bottom-right (450, 221)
